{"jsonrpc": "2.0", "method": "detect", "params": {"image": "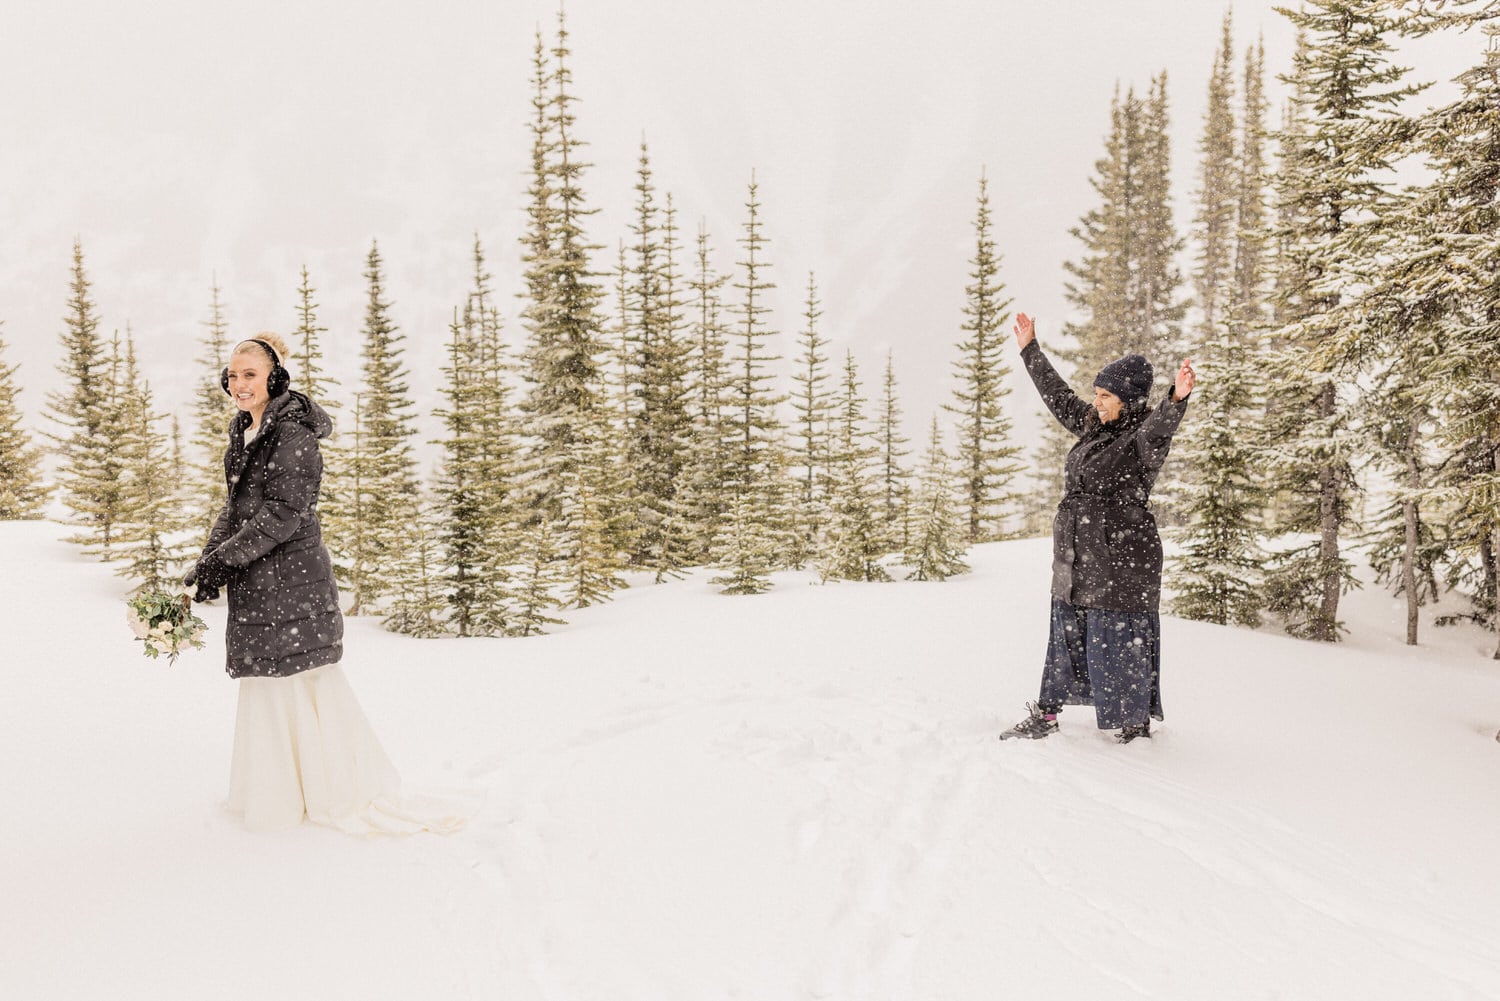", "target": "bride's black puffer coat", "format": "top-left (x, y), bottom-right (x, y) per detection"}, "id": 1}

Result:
top-left (203, 390), bottom-right (343, 679)
top-left (1021, 340), bottom-right (1189, 613)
